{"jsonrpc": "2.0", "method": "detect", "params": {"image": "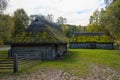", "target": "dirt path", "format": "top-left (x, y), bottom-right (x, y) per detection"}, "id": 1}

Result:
top-left (1, 64), bottom-right (120, 80)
